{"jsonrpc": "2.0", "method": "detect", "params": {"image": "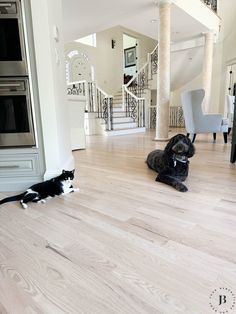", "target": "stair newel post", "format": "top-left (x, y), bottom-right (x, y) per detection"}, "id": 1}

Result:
top-left (125, 89), bottom-right (128, 117)
top-left (107, 97), bottom-right (111, 131)
top-left (147, 53), bottom-right (152, 80)
top-left (138, 72), bottom-right (141, 98)
top-left (84, 82), bottom-right (89, 112)
top-left (97, 90), bottom-right (101, 118)
top-left (122, 85), bottom-right (125, 111)
top-left (89, 82), bottom-right (94, 112)
top-left (92, 81), bottom-right (97, 112)
top-left (110, 97), bottom-right (113, 131)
